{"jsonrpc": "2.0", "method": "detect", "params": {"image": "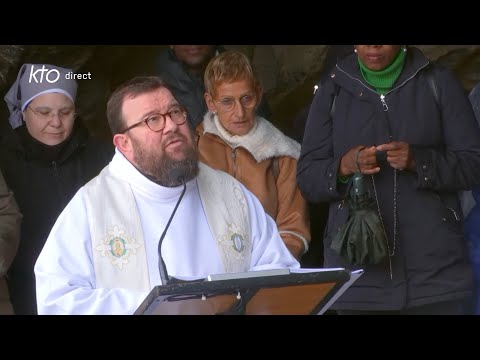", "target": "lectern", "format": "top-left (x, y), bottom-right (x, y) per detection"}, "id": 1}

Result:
top-left (134, 268), bottom-right (356, 315)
